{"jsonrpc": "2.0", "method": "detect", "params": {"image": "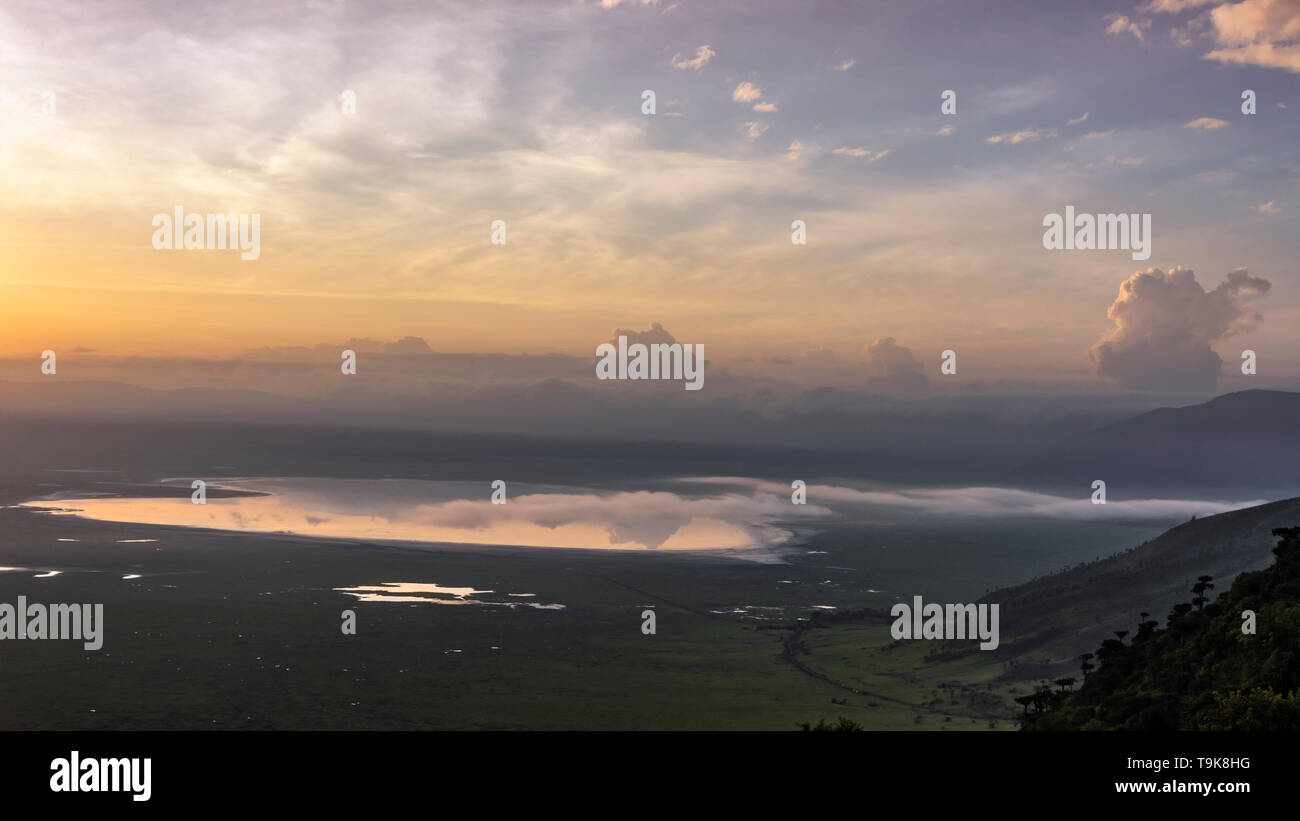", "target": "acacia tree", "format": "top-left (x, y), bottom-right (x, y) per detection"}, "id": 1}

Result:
top-left (1192, 576), bottom-right (1215, 611)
